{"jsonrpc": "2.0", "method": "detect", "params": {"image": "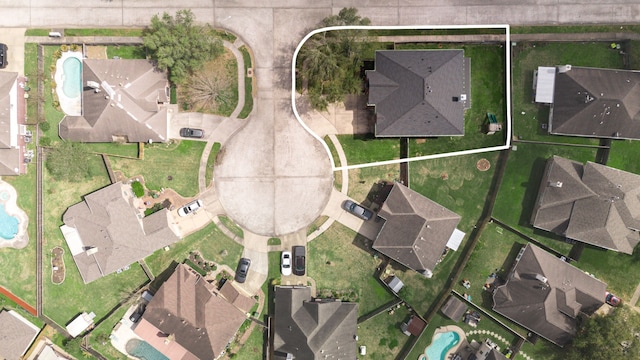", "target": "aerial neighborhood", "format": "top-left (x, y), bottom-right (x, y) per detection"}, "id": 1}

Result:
top-left (2, 3), bottom-right (640, 360)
